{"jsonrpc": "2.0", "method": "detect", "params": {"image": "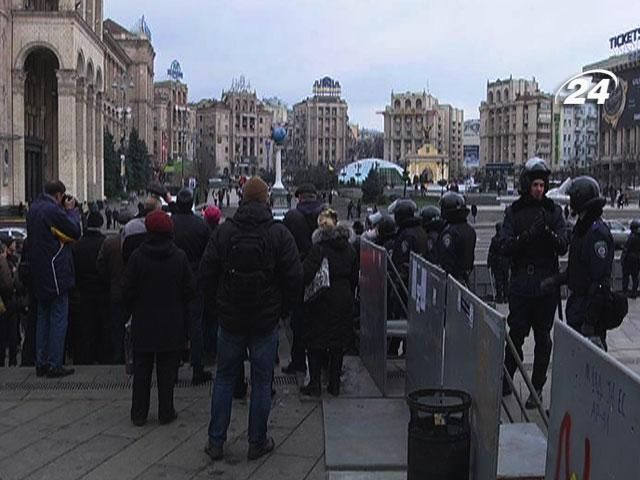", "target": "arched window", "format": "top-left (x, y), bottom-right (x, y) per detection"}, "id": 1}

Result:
top-left (405, 99), bottom-right (411, 109)
top-left (504, 88), bottom-right (509, 101)
top-left (496, 90), bottom-right (501, 103)
top-left (394, 99), bottom-right (401, 109)
top-left (3, 149), bottom-right (9, 187)
top-left (488, 92), bottom-right (494, 103)
top-left (416, 99), bottom-right (422, 110)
